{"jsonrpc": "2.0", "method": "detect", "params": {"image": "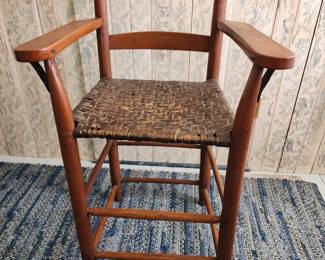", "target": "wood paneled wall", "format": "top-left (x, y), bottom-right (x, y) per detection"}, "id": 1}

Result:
top-left (0, 0), bottom-right (324, 174)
